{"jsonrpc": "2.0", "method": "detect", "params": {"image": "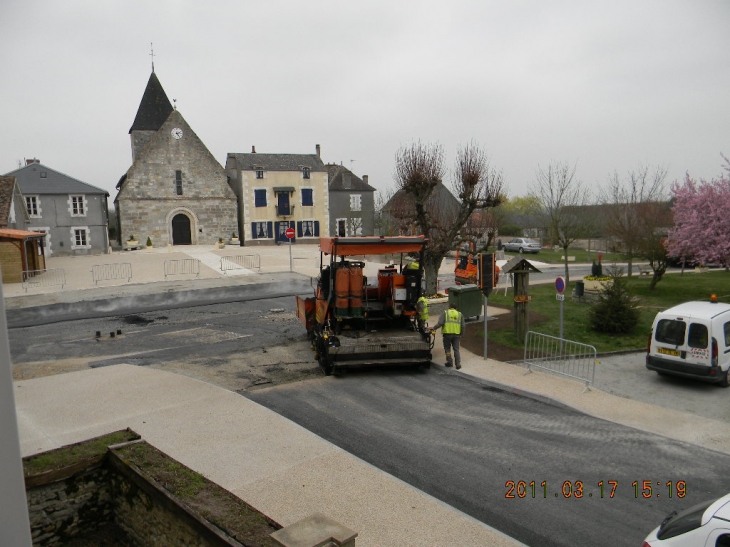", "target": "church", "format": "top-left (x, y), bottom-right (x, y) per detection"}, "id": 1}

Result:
top-left (114, 71), bottom-right (237, 247)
